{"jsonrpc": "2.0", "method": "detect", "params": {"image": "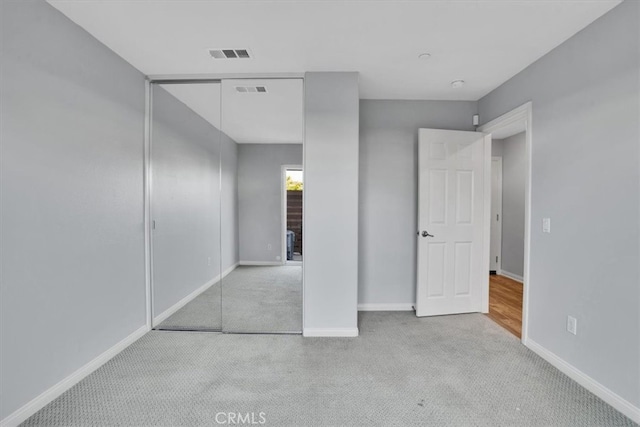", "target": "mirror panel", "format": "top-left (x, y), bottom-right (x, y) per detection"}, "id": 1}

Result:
top-left (220, 78), bottom-right (304, 333)
top-left (151, 82), bottom-right (222, 331)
